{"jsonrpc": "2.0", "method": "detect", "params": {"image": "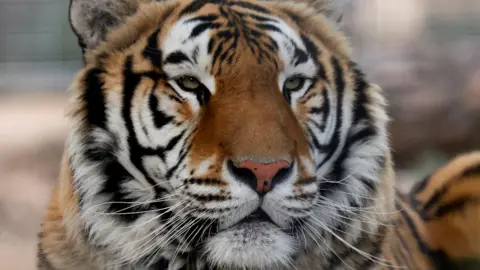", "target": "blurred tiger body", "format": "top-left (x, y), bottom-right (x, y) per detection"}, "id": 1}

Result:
top-left (383, 152), bottom-right (480, 270)
top-left (36, 0), bottom-right (480, 269)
